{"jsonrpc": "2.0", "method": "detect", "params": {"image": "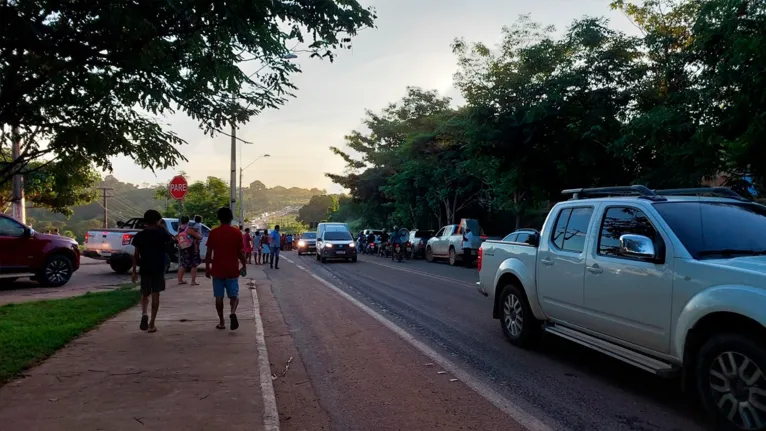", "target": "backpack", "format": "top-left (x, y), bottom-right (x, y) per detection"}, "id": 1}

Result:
top-left (177, 226), bottom-right (193, 249)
